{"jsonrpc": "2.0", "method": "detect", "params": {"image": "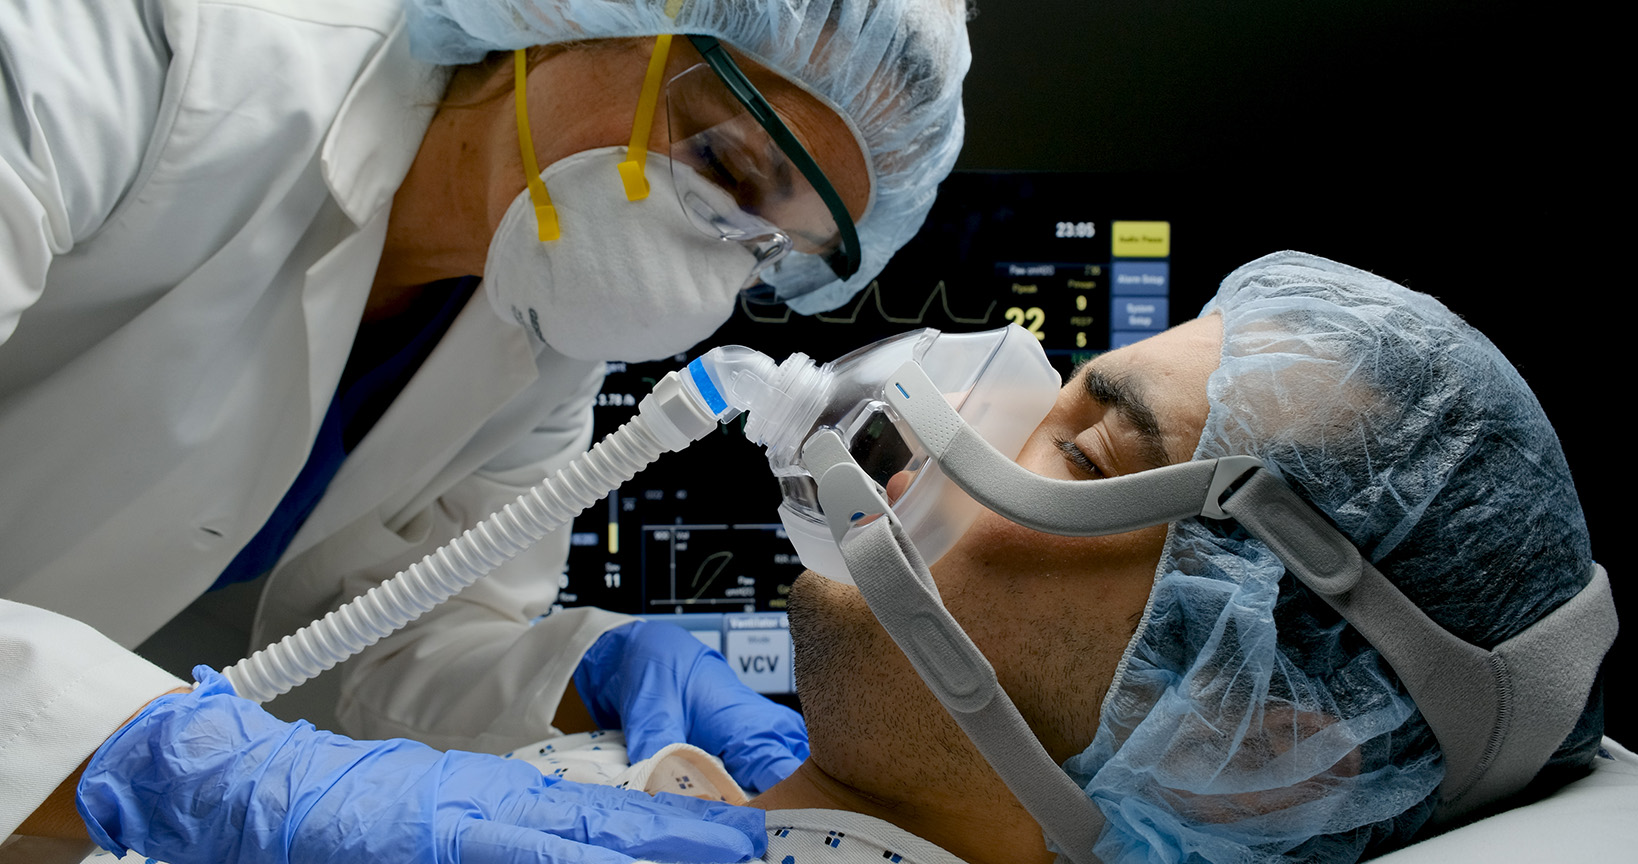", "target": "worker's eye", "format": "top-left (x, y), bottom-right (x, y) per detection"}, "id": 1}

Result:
top-left (1053, 436), bottom-right (1103, 478)
top-left (696, 141), bottom-right (747, 196)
